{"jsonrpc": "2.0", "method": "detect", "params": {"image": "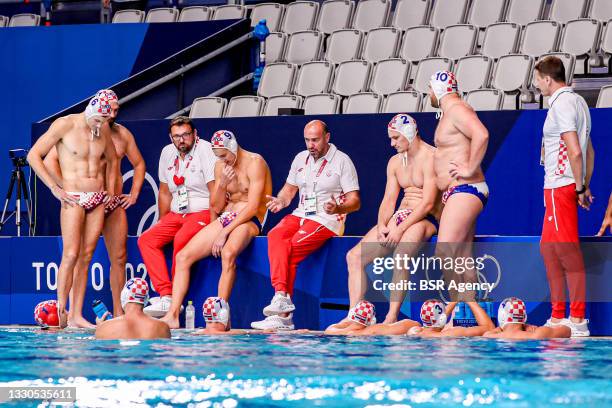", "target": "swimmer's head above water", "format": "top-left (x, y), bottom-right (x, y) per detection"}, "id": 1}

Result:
top-left (348, 300), bottom-right (377, 327)
top-left (202, 297), bottom-right (231, 331)
top-left (429, 70), bottom-right (458, 109)
top-left (34, 300), bottom-right (59, 328)
top-left (120, 278), bottom-right (150, 310)
top-left (420, 299), bottom-right (447, 329)
top-left (497, 297), bottom-right (527, 330)
top-left (211, 130), bottom-right (239, 166)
